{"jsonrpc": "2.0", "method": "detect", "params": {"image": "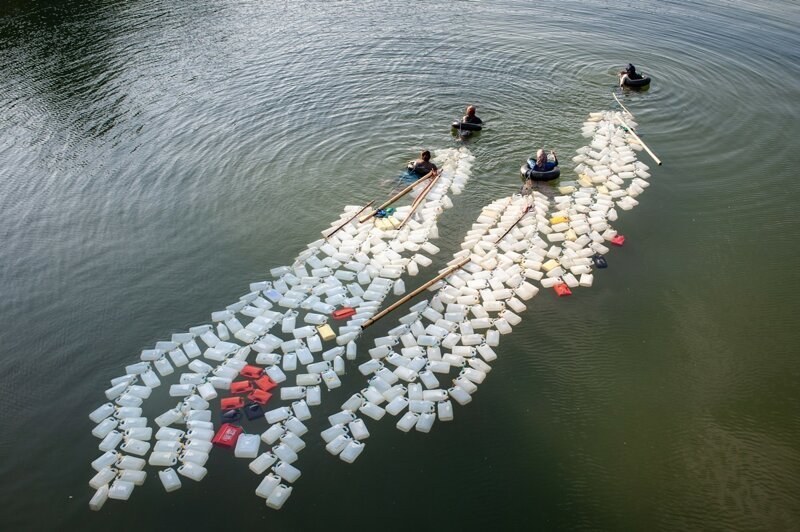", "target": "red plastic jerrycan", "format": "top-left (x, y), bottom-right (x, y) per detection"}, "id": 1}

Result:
top-left (230, 380), bottom-right (254, 394)
top-left (332, 307), bottom-right (356, 320)
top-left (248, 389), bottom-right (273, 405)
top-left (212, 423), bottom-right (243, 448)
top-left (220, 396), bottom-right (245, 410)
top-left (554, 283), bottom-right (572, 297)
top-left (254, 375), bottom-right (277, 392)
top-left (611, 234), bottom-right (626, 246)
top-left (240, 365), bottom-right (263, 379)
